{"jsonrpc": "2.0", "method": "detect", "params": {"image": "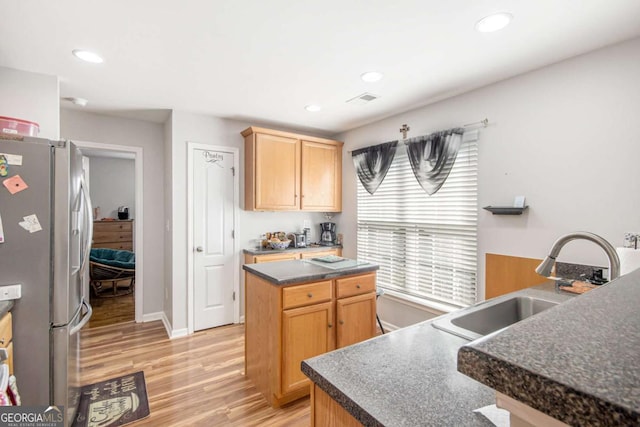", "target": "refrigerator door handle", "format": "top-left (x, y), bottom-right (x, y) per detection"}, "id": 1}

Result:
top-left (70, 298), bottom-right (92, 335)
top-left (79, 177), bottom-right (94, 276)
